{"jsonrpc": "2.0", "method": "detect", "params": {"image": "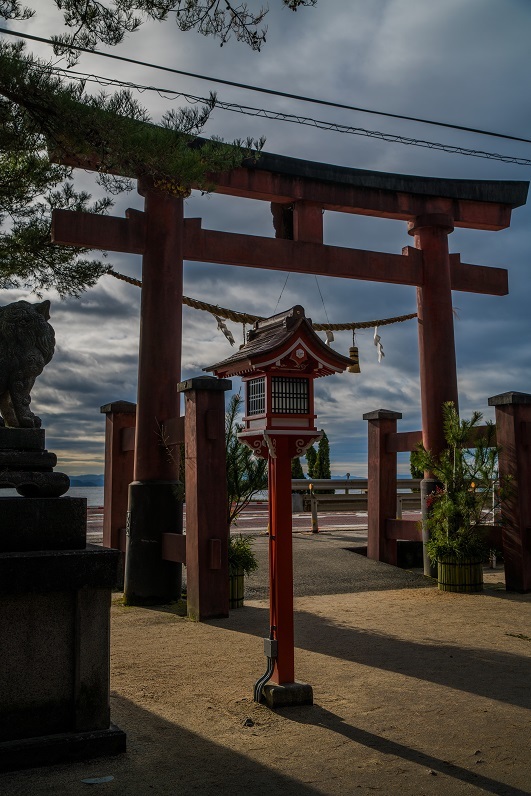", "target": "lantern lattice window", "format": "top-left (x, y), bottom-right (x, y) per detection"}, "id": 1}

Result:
top-left (271, 377), bottom-right (309, 414)
top-left (247, 377), bottom-right (266, 415)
